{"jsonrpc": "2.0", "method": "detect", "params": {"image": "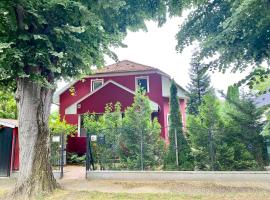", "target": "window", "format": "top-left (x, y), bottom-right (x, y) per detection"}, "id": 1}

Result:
top-left (91, 79), bottom-right (103, 92)
top-left (135, 76), bottom-right (149, 92)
